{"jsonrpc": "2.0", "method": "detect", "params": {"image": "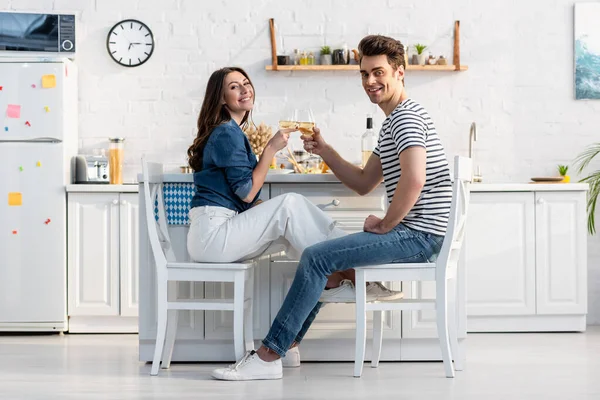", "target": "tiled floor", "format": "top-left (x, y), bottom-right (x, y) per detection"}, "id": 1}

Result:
top-left (0, 328), bottom-right (598, 399)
